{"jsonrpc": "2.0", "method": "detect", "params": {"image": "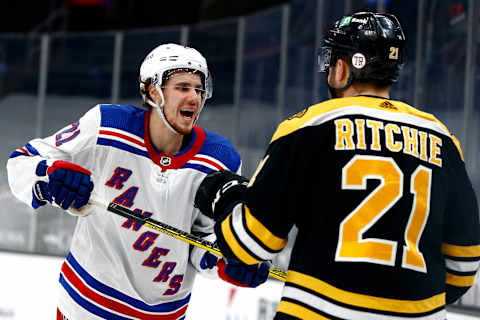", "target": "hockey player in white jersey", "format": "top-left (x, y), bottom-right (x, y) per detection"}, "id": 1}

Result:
top-left (7, 43), bottom-right (269, 319)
